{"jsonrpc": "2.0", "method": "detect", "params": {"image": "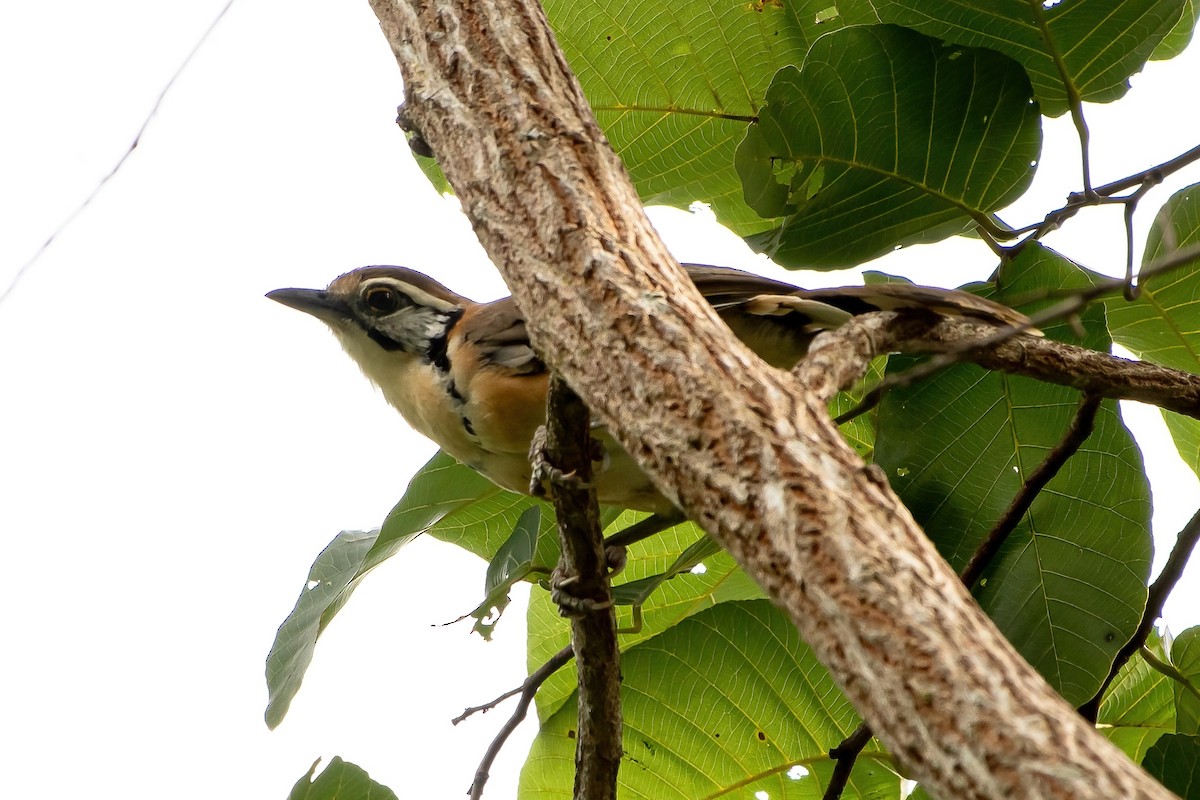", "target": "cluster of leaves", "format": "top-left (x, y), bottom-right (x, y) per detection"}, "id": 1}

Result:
top-left (272, 0), bottom-right (1200, 797)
